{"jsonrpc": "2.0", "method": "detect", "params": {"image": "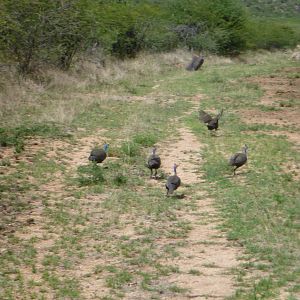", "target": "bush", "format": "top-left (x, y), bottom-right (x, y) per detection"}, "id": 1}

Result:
top-left (245, 19), bottom-right (298, 50)
top-left (0, 0), bottom-right (298, 73)
top-left (0, 0), bottom-right (94, 73)
top-left (142, 25), bottom-right (179, 52)
top-left (111, 27), bottom-right (143, 59)
top-left (160, 0), bottom-right (248, 55)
